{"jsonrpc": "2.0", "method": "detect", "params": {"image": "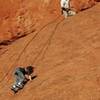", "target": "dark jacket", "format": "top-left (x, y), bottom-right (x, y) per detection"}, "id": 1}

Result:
top-left (14, 67), bottom-right (26, 75)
